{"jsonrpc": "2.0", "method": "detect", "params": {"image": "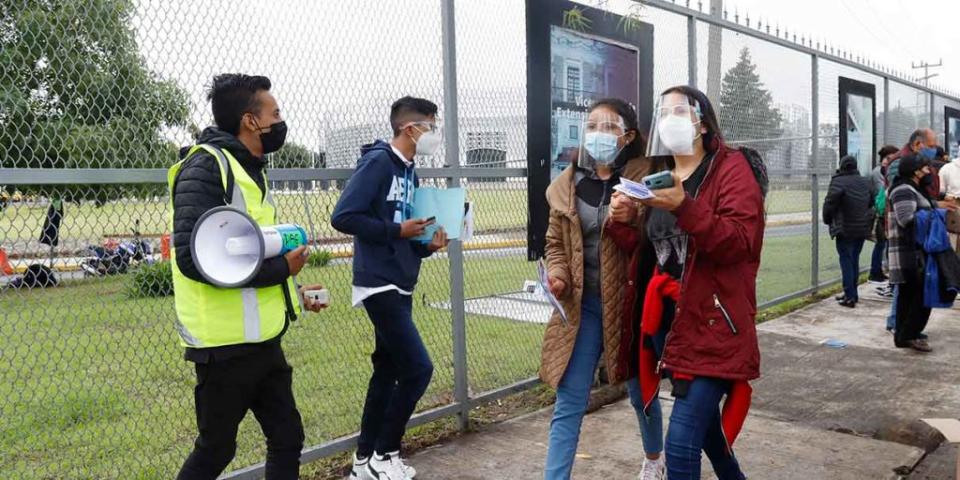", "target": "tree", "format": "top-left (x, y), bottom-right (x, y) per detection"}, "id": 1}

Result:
top-left (0, 0), bottom-right (189, 204)
top-left (267, 143), bottom-right (321, 191)
top-left (268, 143), bottom-right (318, 170)
top-left (718, 48), bottom-right (783, 152)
